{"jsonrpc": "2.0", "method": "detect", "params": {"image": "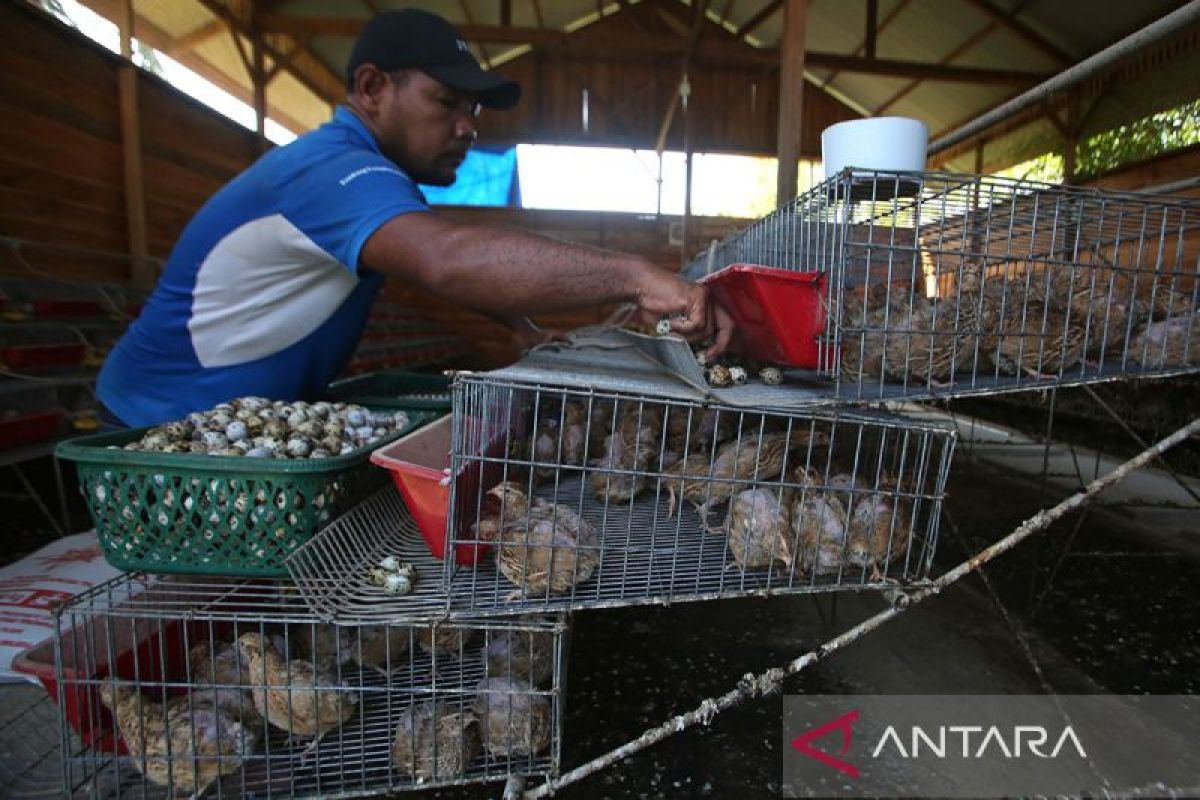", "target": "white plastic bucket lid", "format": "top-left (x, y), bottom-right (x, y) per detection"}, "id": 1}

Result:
top-left (821, 117), bottom-right (929, 180)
